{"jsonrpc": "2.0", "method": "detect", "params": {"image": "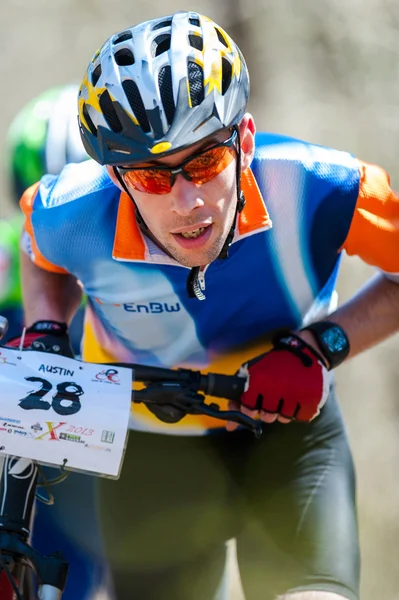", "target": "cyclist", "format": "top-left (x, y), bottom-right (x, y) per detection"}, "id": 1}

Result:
top-left (4, 83), bottom-right (88, 346)
top-left (8, 11), bottom-right (399, 600)
top-left (3, 85), bottom-right (113, 600)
